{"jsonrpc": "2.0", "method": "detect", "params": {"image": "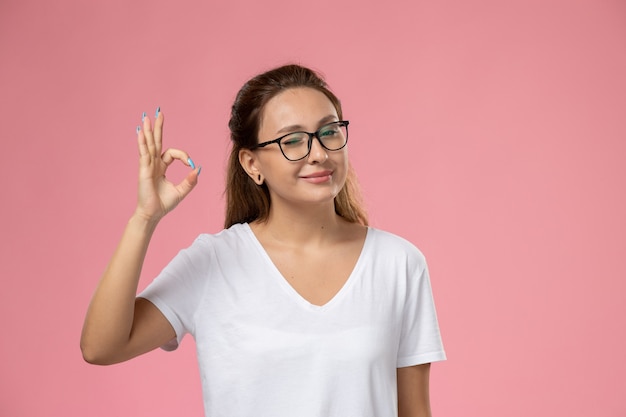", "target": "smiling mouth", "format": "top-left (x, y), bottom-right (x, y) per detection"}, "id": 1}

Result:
top-left (300, 171), bottom-right (333, 183)
top-left (301, 170), bottom-right (333, 179)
